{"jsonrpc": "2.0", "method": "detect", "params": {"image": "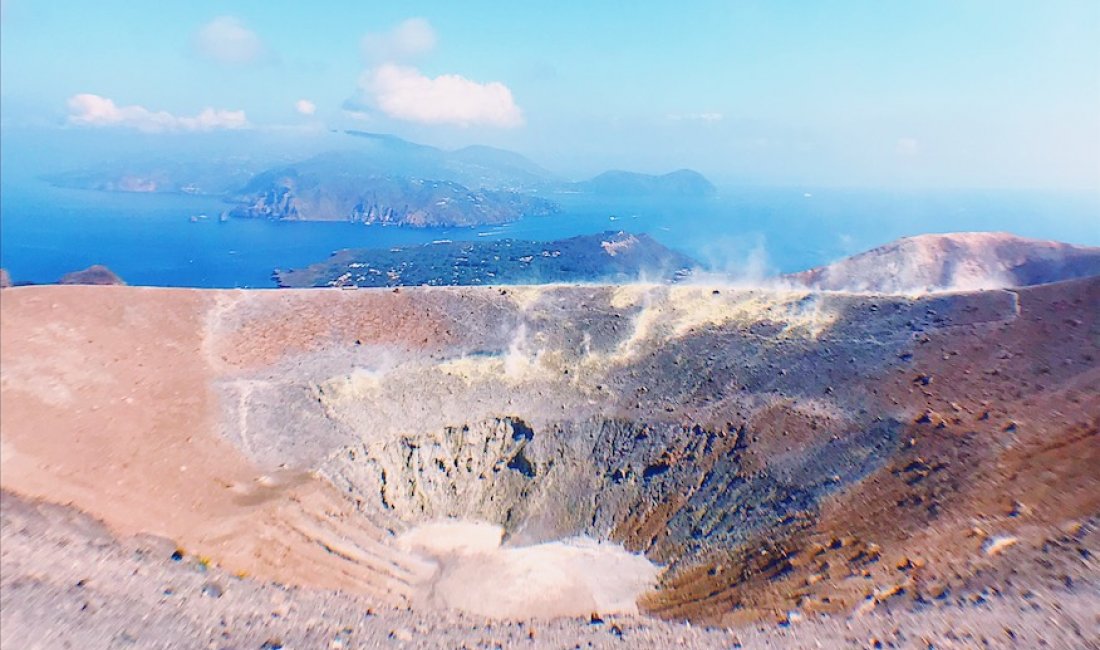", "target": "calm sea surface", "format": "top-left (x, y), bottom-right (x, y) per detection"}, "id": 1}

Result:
top-left (2, 179), bottom-right (1097, 288)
